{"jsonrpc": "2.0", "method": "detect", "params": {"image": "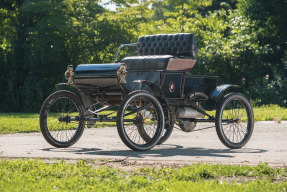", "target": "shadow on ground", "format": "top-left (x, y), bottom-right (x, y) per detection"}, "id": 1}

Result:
top-left (42, 144), bottom-right (267, 159)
